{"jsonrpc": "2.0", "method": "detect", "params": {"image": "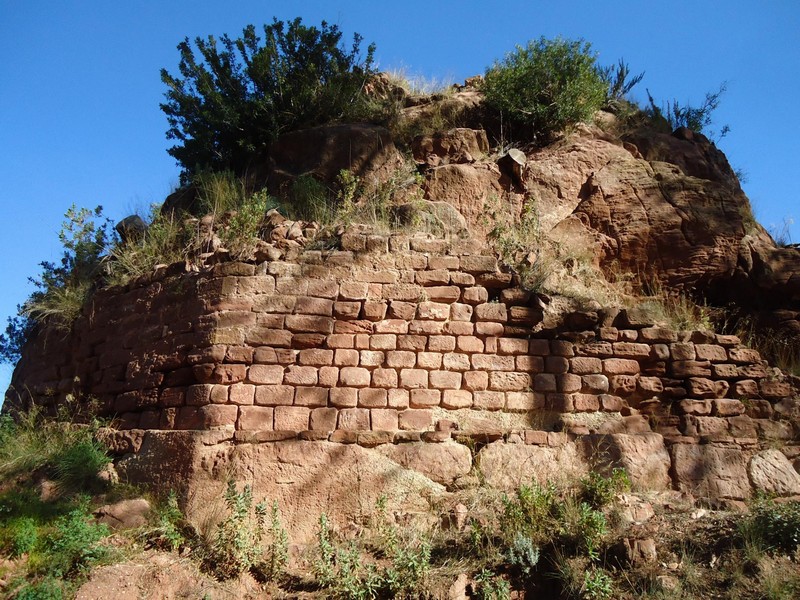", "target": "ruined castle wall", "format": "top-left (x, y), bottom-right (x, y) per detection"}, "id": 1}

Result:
top-left (9, 232), bottom-right (799, 500)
